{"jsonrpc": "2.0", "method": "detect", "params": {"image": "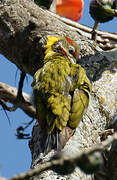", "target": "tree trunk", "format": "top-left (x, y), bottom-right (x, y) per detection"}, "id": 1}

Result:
top-left (0, 0), bottom-right (117, 179)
